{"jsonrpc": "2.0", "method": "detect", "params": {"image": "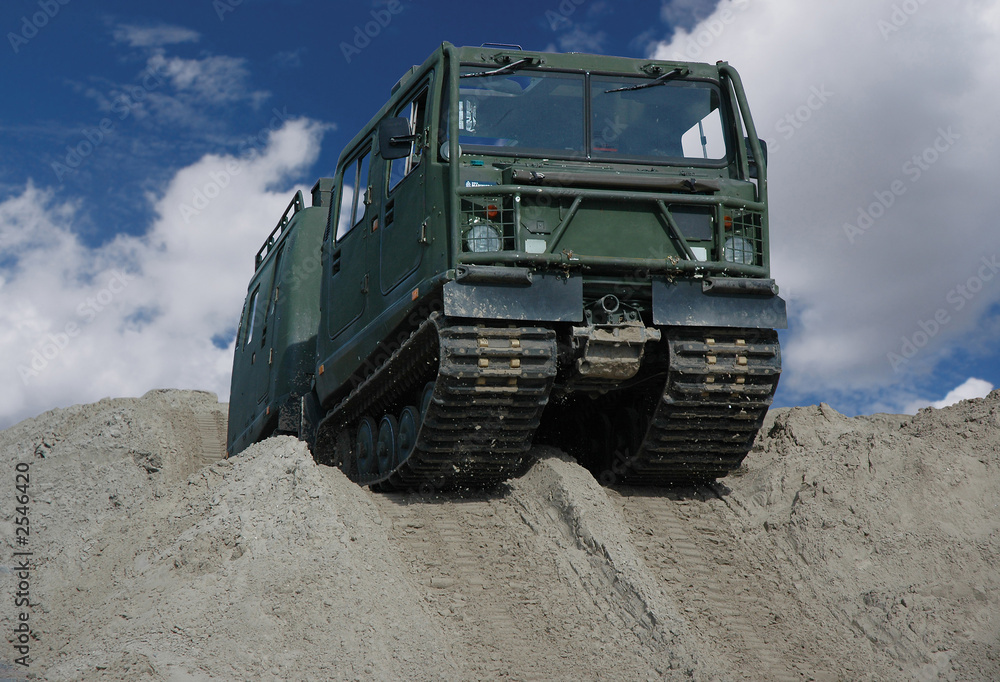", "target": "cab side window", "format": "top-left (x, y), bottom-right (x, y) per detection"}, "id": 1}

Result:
top-left (336, 147), bottom-right (371, 241)
top-left (243, 287), bottom-right (260, 348)
top-left (388, 87), bottom-right (429, 193)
